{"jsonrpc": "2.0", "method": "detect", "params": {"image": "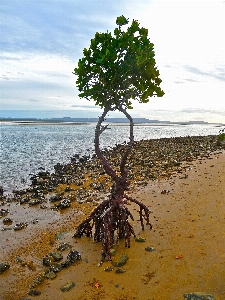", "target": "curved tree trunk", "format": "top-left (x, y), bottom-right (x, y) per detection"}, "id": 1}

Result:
top-left (73, 105), bottom-right (152, 261)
